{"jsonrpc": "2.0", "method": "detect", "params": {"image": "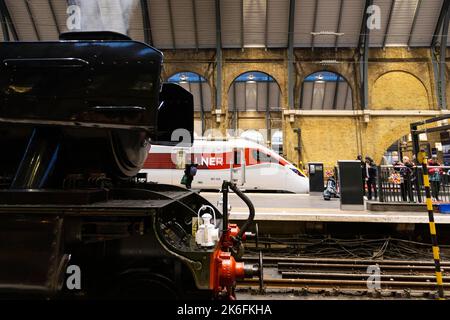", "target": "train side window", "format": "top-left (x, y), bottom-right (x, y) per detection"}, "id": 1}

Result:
top-left (233, 150), bottom-right (241, 165)
top-left (175, 150), bottom-right (186, 169)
